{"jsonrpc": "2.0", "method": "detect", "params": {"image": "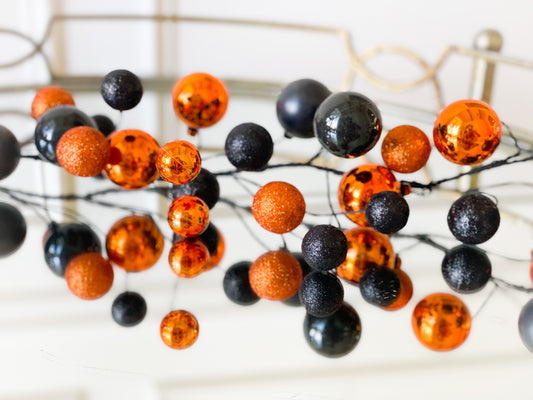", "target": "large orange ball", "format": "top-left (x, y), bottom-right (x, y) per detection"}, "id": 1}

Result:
top-left (167, 195), bottom-right (209, 238)
top-left (157, 140), bottom-right (201, 184)
top-left (65, 253), bottom-right (114, 300)
top-left (168, 238), bottom-right (209, 278)
top-left (160, 310), bottom-right (199, 350)
top-left (31, 86), bottom-right (75, 120)
top-left (381, 125), bottom-right (431, 173)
